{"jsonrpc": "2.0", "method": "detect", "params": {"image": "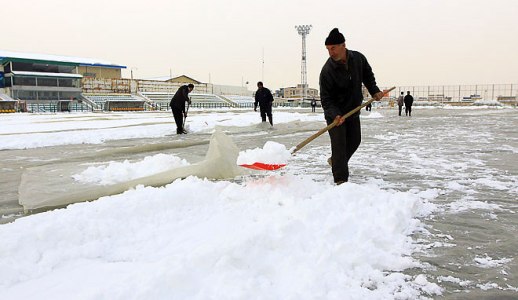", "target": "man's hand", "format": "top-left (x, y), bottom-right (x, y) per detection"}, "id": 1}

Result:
top-left (334, 115), bottom-right (344, 126)
top-left (373, 91), bottom-right (385, 101)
